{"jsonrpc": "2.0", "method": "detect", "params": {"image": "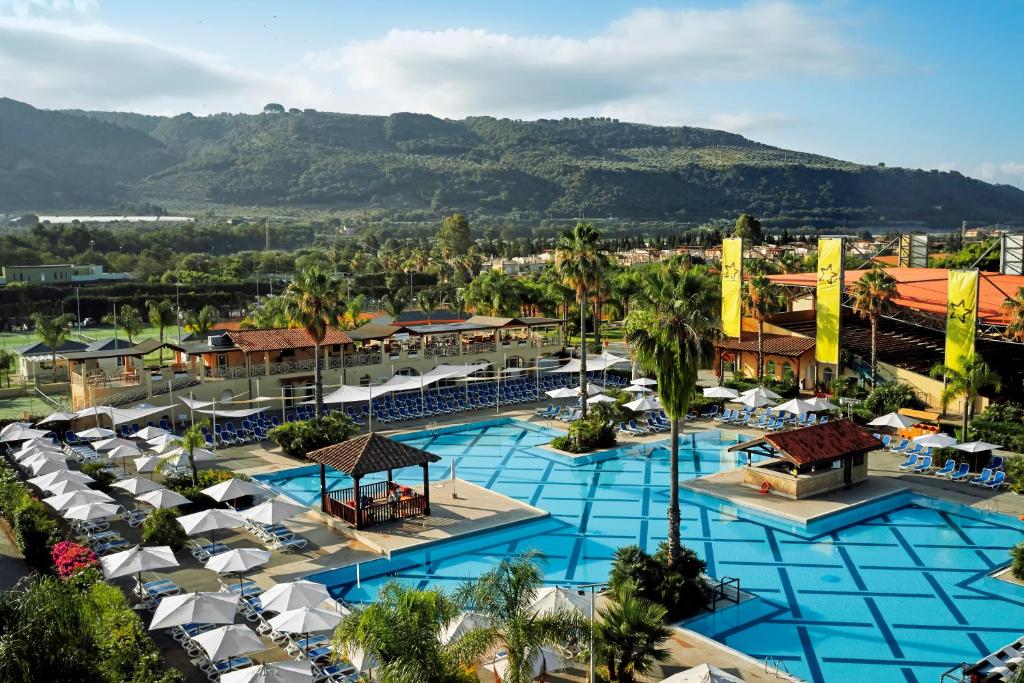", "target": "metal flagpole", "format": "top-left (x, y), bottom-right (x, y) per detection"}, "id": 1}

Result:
top-left (167, 381), bottom-right (174, 434)
top-left (211, 398), bottom-right (217, 450)
top-left (281, 386), bottom-right (286, 424)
